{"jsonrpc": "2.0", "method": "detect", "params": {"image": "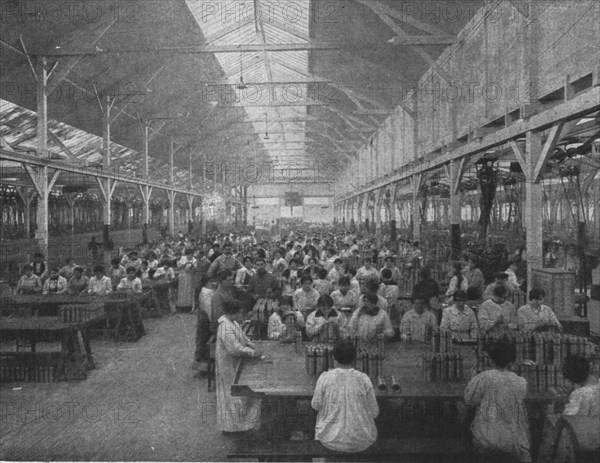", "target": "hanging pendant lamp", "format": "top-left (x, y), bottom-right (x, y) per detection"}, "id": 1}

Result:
top-left (237, 50), bottom-right (248, 90)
